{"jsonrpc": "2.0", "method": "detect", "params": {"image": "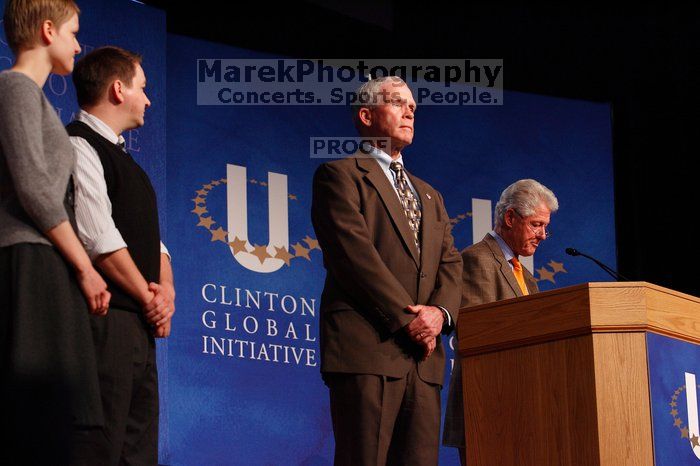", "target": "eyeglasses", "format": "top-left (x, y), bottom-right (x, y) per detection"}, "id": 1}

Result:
top-left (513, 210), bottom-right (552, 239)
